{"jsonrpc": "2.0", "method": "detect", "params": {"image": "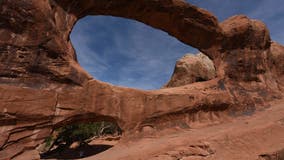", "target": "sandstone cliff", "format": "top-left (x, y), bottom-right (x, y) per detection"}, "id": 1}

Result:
top-left (0, 0), bottom-right (283, 159)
